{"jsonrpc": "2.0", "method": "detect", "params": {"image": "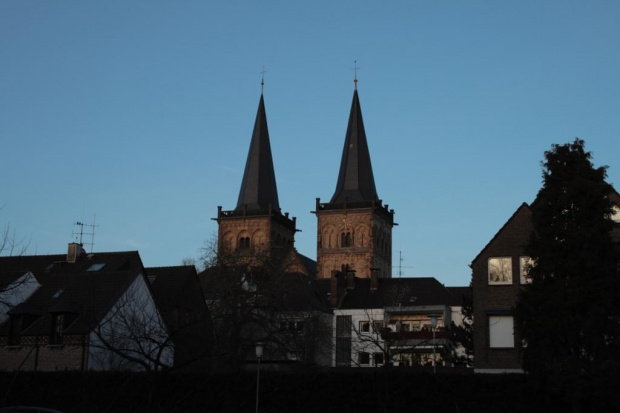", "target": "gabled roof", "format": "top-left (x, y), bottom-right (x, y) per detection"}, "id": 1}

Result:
top-left (330, 88), bottom-right (378, 203)
top-left (235, 93), bottom-right (280, 211)
top-left (470, 202), bottom-right (532, 266)
top-left (0, 250), bottom-right (146, 337)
